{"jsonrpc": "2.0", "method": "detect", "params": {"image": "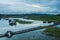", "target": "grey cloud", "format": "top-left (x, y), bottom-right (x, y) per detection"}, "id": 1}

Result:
top-left (0, 0), bottom-right (60, 14)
